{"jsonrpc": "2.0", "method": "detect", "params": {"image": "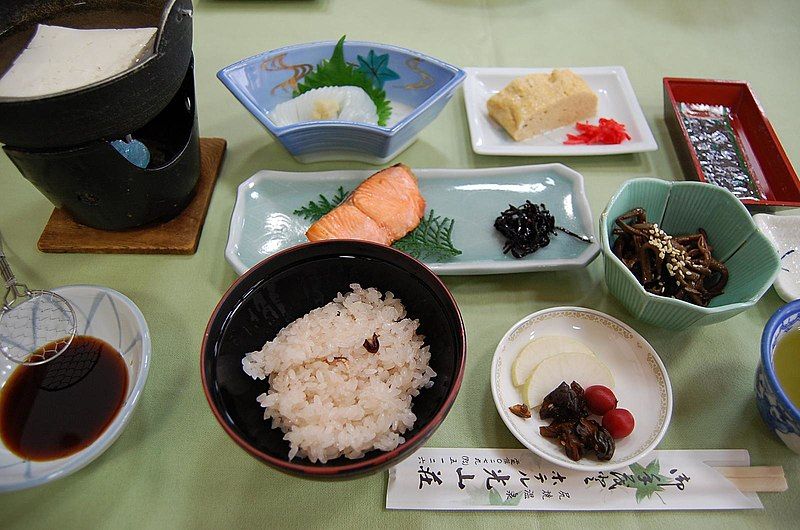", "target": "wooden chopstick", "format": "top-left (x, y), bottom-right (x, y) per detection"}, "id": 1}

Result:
top-left (712, 466), bottom-right (788, 493)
